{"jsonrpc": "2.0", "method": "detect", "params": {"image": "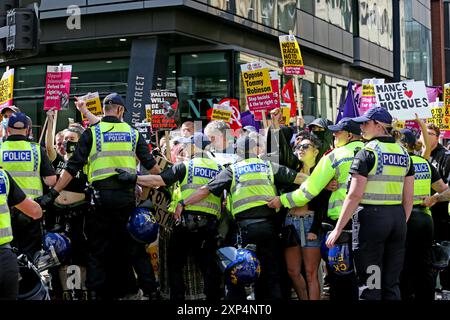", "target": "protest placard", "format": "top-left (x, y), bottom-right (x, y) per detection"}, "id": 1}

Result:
top-left (135, 122), bottom-right (152, 146)
top-left (148, 187), bottom-right (174, 231)
top-left (428, 101), bottom-right (450, 131)
top-left (0, 69), bottom-right (14, 109)
top-left (374, 81), bottom-right (431, 120)
top-left (44, 65), bottom-right (72, 111)
top-left (444, 83), bottom-right (450, 110)
top-left (253, 71), bottom-right (280, 121)
top-left (78, 92), bottom-right (102, 121)
top-left (360, 78), bottom-right (384, 114)
top-left (279, 34), bottom-right (305, 75)
top-left (280, 103), bottom-right (291, 125)
top-left (241, 61), bottom-right (277, 112)
top-left (211, 108), bottom-right (232, 122)
top-left (148, 90), bottom-right (178, 130)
